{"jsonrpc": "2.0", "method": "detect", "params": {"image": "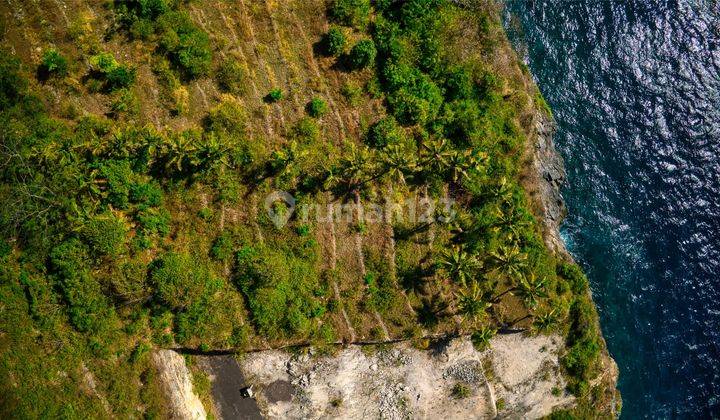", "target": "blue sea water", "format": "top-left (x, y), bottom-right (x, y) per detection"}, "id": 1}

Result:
top-left (503, 0), bottom-right (720, 417)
